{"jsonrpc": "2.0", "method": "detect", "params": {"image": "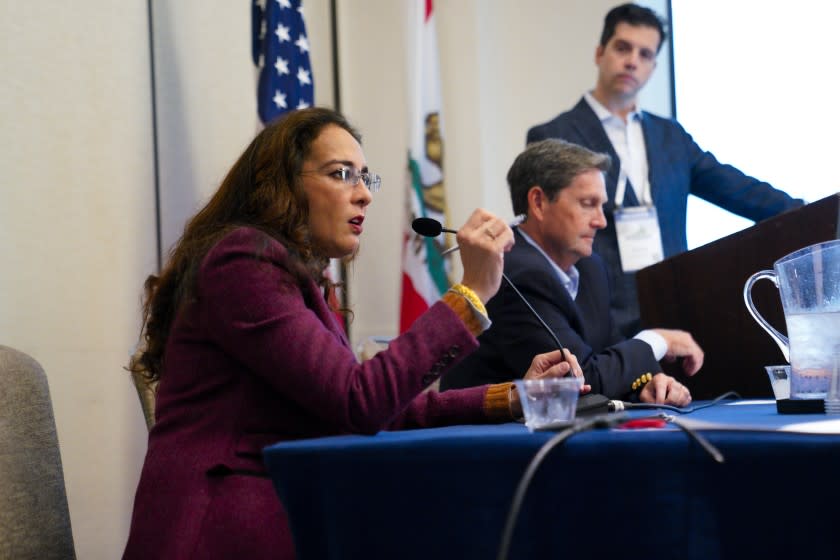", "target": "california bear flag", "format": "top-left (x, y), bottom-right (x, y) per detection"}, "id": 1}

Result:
top-left (400, 0), bottom-right (451, 333)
